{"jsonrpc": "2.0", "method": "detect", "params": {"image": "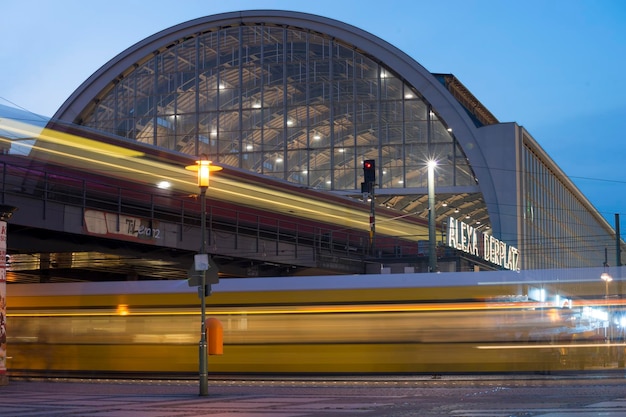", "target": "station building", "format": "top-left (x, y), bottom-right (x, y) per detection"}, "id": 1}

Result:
top-left (22, 11), bottom-right (626, 273)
